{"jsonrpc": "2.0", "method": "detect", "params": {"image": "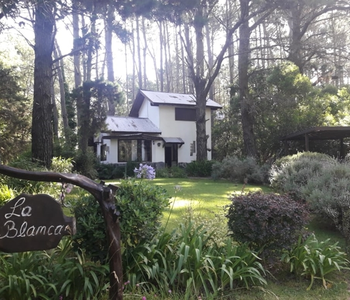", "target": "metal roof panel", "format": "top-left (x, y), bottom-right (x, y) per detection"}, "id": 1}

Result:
top-left (105, 116), bottom-right (161, 133)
